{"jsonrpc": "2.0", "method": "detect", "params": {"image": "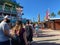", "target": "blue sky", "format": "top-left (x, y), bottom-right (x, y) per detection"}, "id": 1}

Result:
top-left (16, 0), bottom-right (60, 22)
